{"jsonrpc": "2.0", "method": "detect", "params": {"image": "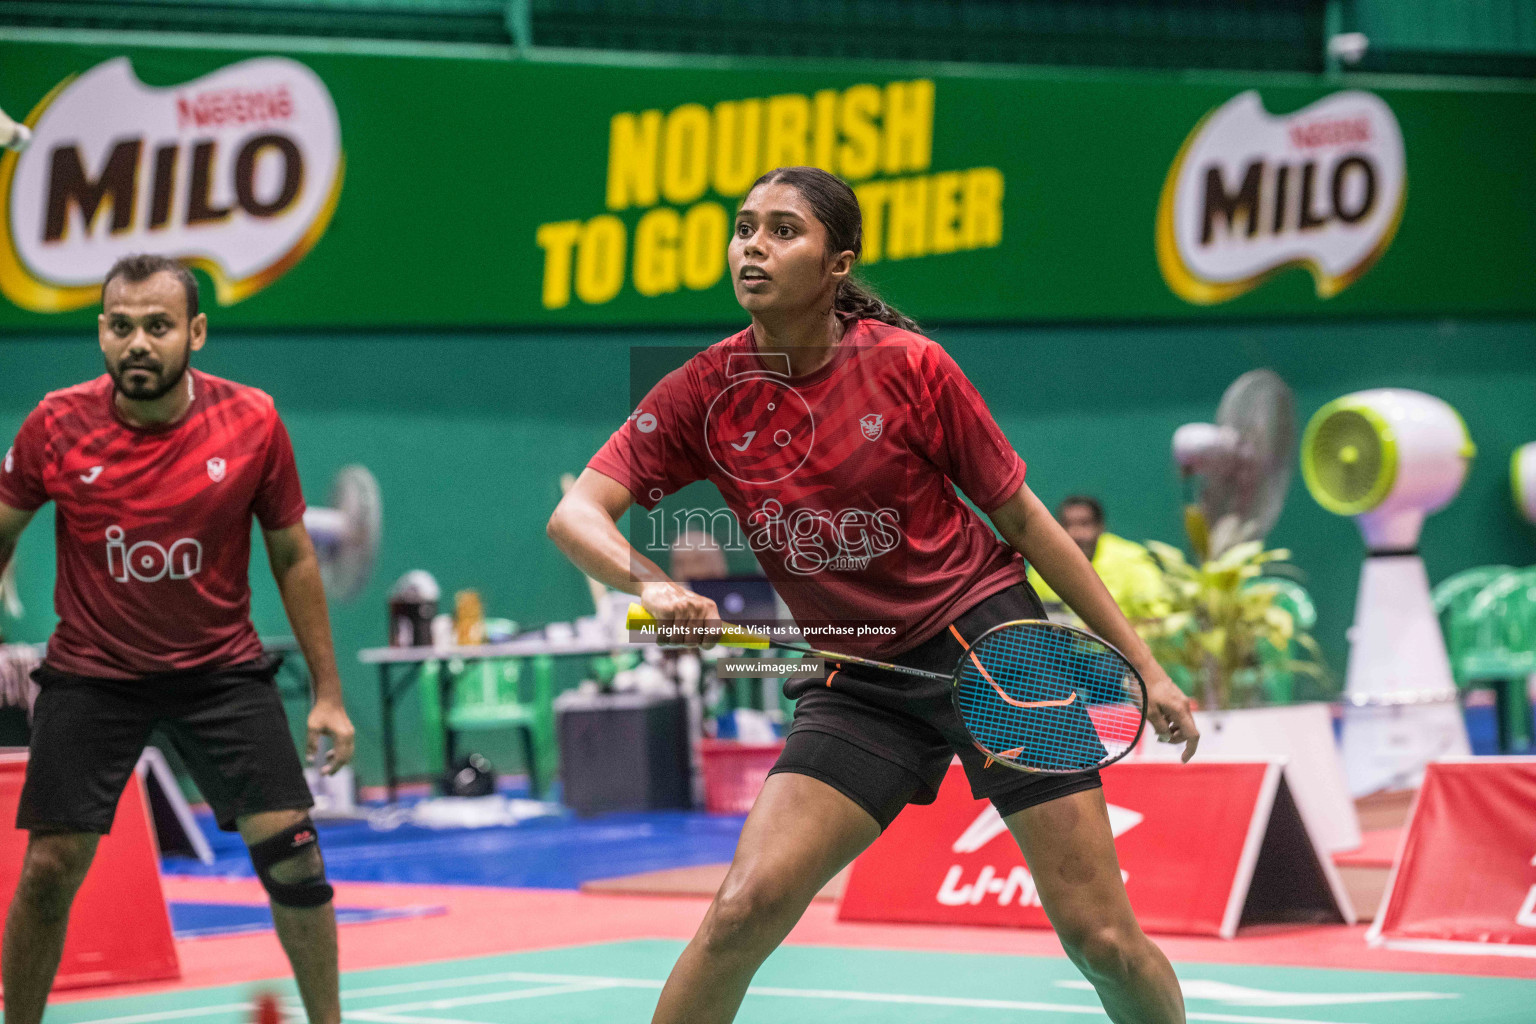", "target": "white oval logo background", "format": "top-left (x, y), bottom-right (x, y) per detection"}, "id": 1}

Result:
top-left (1, 56), bottom-right (342, 312)
top-left (1157, 90), bottom-right (1405, 305)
